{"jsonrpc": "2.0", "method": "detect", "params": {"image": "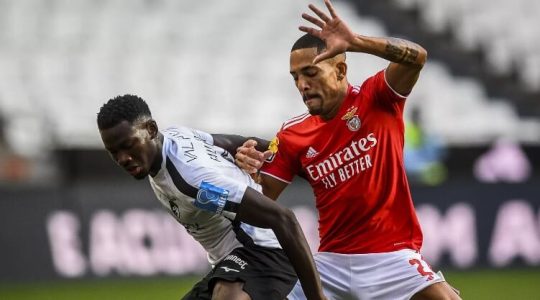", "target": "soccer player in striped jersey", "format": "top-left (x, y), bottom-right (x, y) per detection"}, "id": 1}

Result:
top-left (235, 1), bottom-right (461, 299)
top-left (97, 95), bottom-right (326, 300)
